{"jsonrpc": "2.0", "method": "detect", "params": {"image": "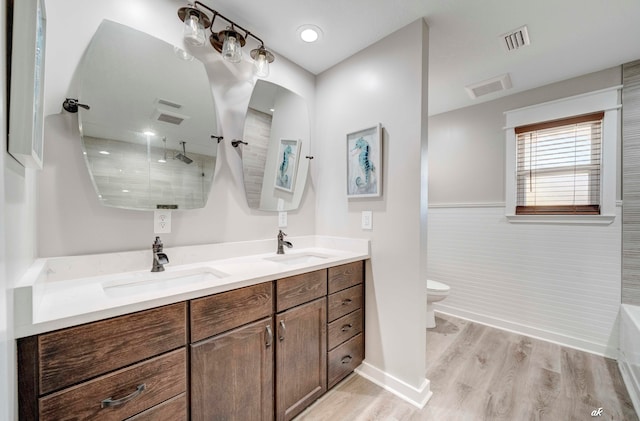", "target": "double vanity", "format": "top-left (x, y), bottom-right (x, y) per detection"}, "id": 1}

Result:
top-left (15, 236), bottom-right (369, 420)
top-left (14, 9), bottom-right (349, 420)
